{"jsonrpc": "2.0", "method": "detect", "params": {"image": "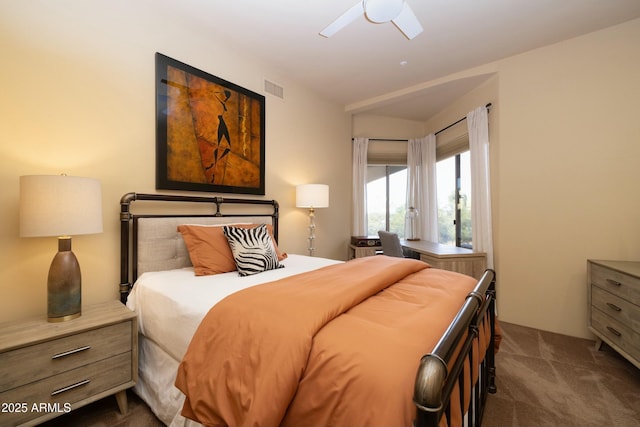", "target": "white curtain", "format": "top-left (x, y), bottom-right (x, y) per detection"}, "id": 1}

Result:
top-left (467, 106), bottom-right (494, 268)
top-left (352, 137), bottom-right (369, 236)
top-left (406, 134), bottom-right (438, 241)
